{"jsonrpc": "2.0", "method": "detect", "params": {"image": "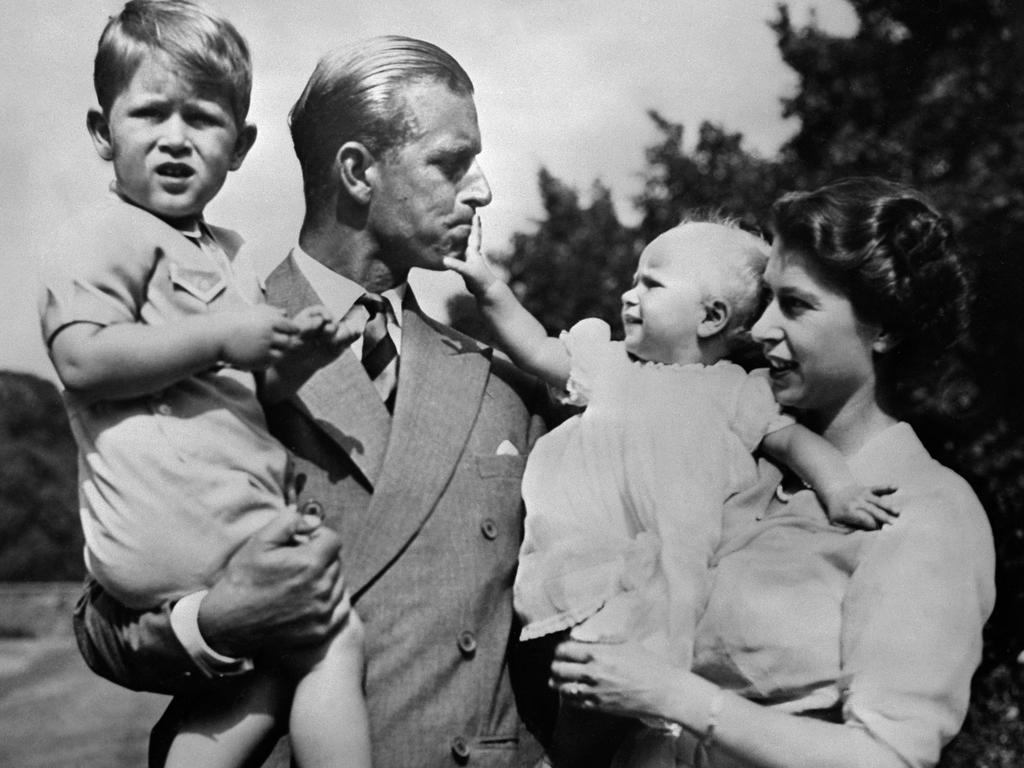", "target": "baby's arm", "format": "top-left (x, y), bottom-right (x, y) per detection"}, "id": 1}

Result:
top-left (761, 424), bottom-right (900, 529)
top-left (444, 216), bottom-right (570, 389)
top-left (261, 306), bottom-right (361, 403)
top-left (48, 305), bottom-right (300, 404)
